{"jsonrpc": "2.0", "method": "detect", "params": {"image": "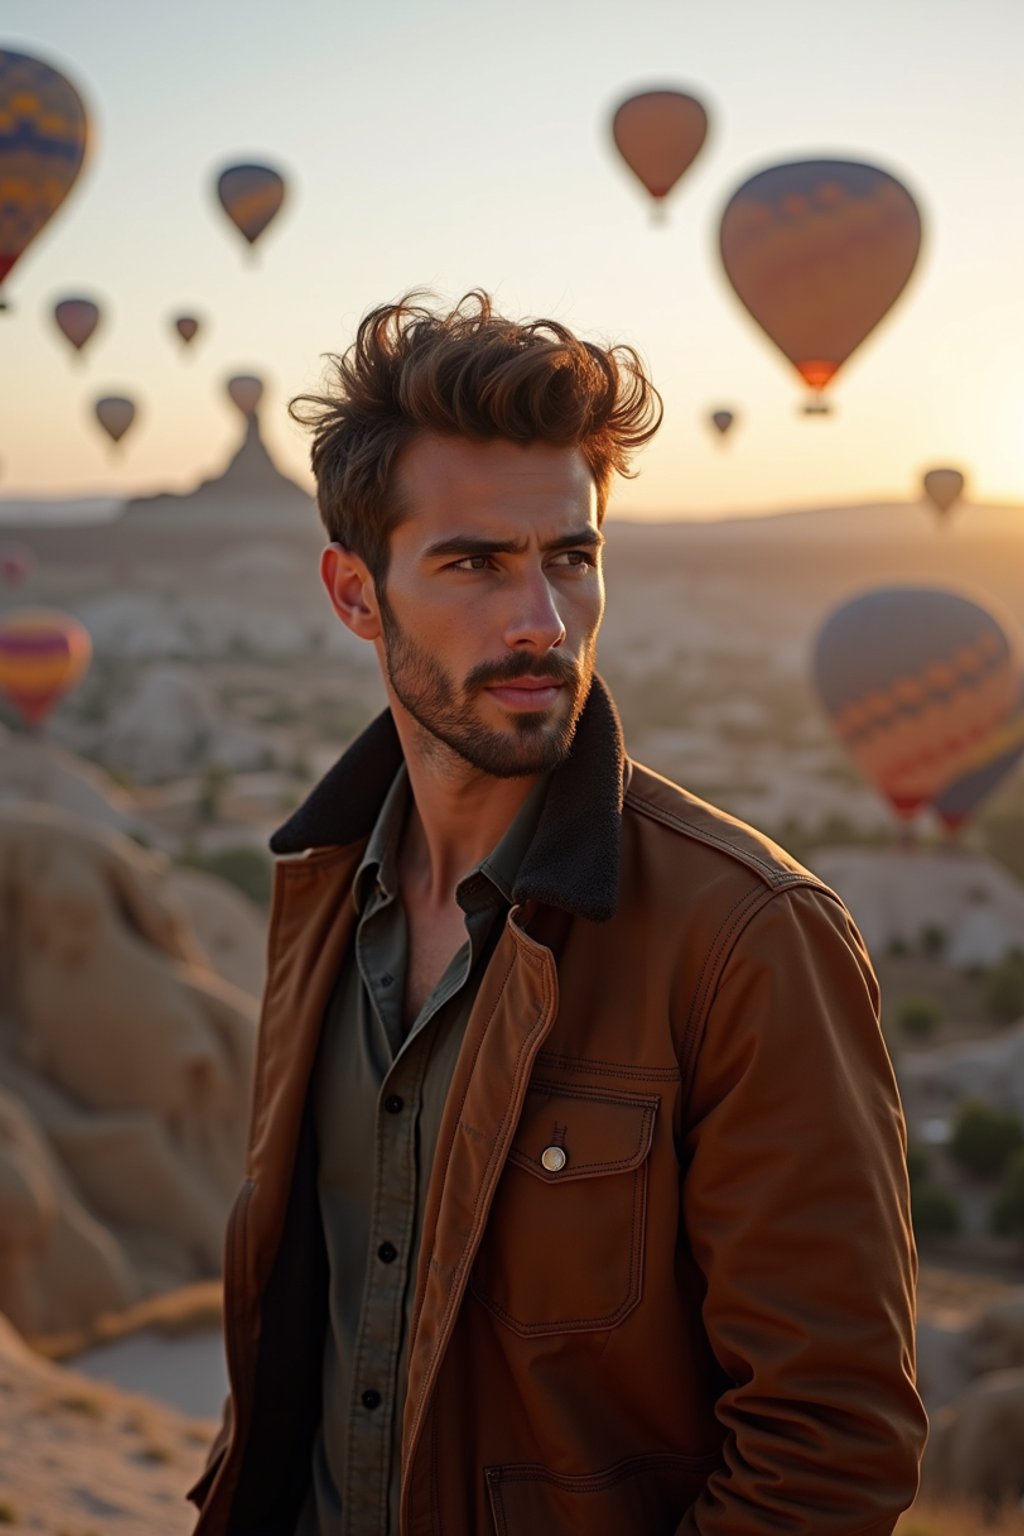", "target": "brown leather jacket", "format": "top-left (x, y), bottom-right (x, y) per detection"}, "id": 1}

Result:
top-left (189, 678), bottom-right (926, 1535)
